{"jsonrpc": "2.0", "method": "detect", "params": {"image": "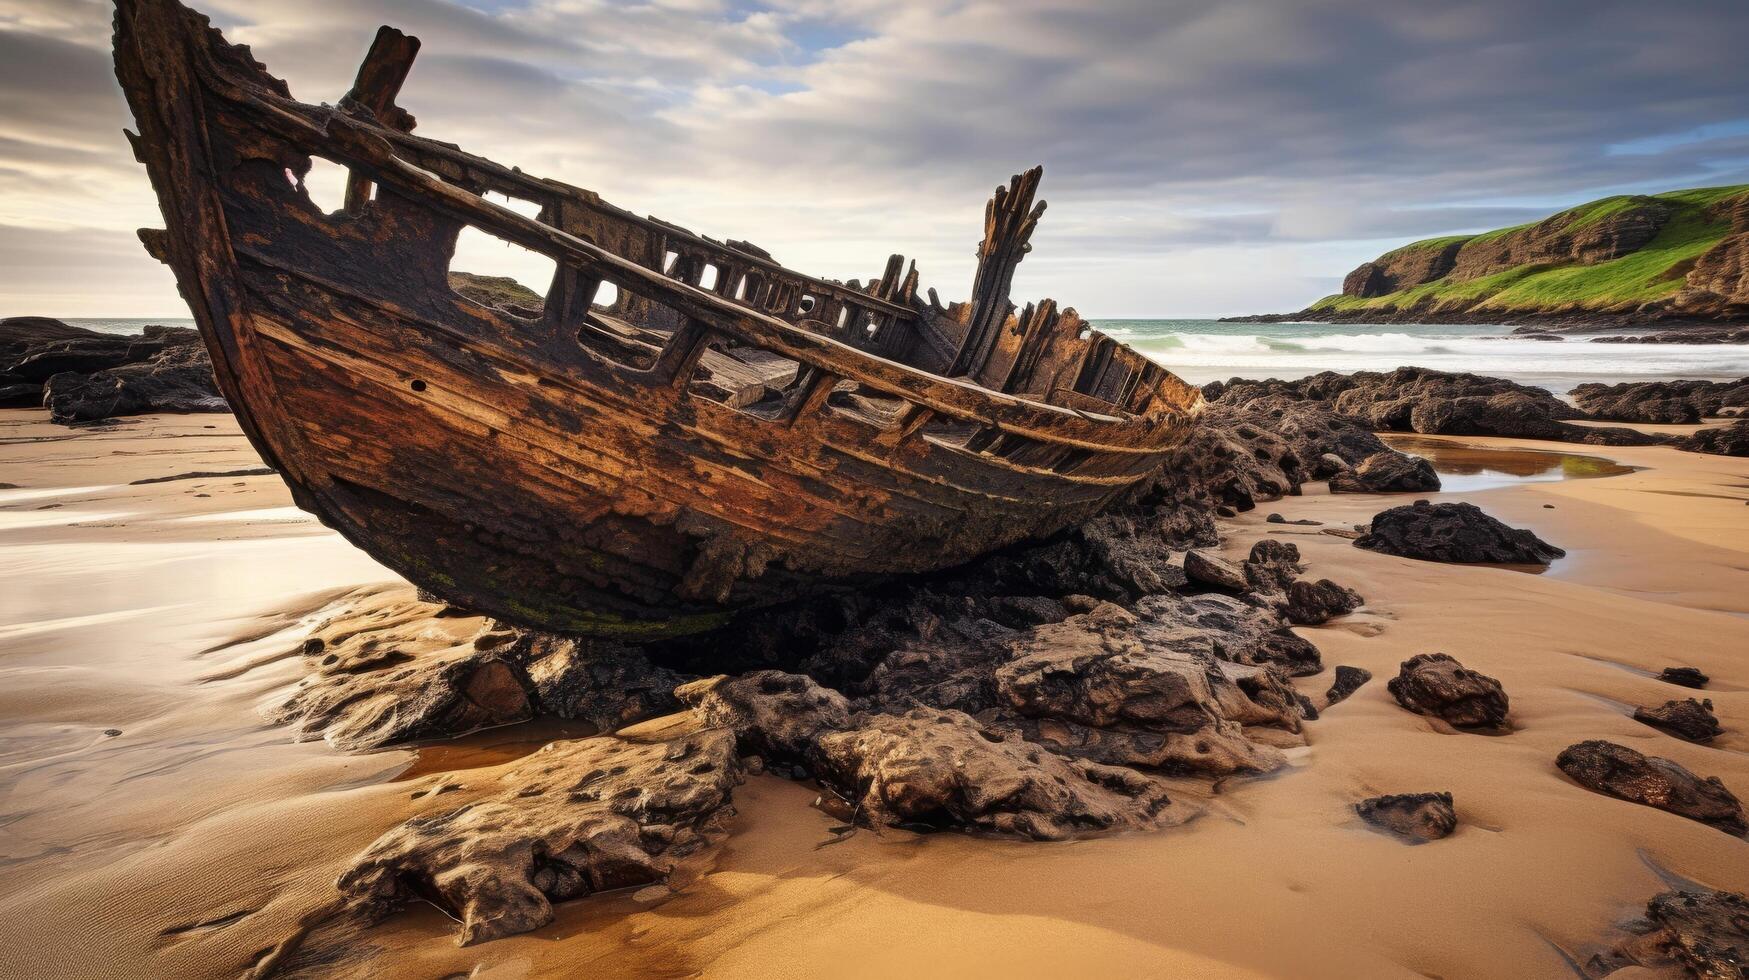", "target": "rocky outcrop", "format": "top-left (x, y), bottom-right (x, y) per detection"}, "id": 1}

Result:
top-left (1588, 889), bottom-right (1749, 979)
top-left (269, 392), bottom-right (1385, 947)
top-left (1208, 368), bottom-right (1661, 447)
top-left (338, 729), bottom-right (740, 945)
top-left (679, 670), bottom-right (1195, 839)
top-left (1570, 378), bottom-right (1749, 424)
top-left (1556, 740), bottom-right (1746, 836)
top-left (1387, 653), bottom-right (1510, 731)
top-left (44, 339), bottom-right (228, 423)
top-left (449, 270), bottom-right (545, 314)
top-left (1357, 500), bottom-right (1565, 566)
top-left (676, 671), bottom-right (851, 764)
top-left (1673, 419), bottom-right (1749, 457)
top-left (0, 317), bottom-right (226, 423)
top-left (266, 589), bottom-right (681, 751)
top-left (815, 709), bottom-right (1181, 839)
top-left (1356, 792), bottom-right (1457, 843)
top-left (1632, 699), bottom-right (1723, 744)
top-left (1328, 450), bottom-right (1441, 494)
top-left (1152, 404), bottom-right (1306, 515)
